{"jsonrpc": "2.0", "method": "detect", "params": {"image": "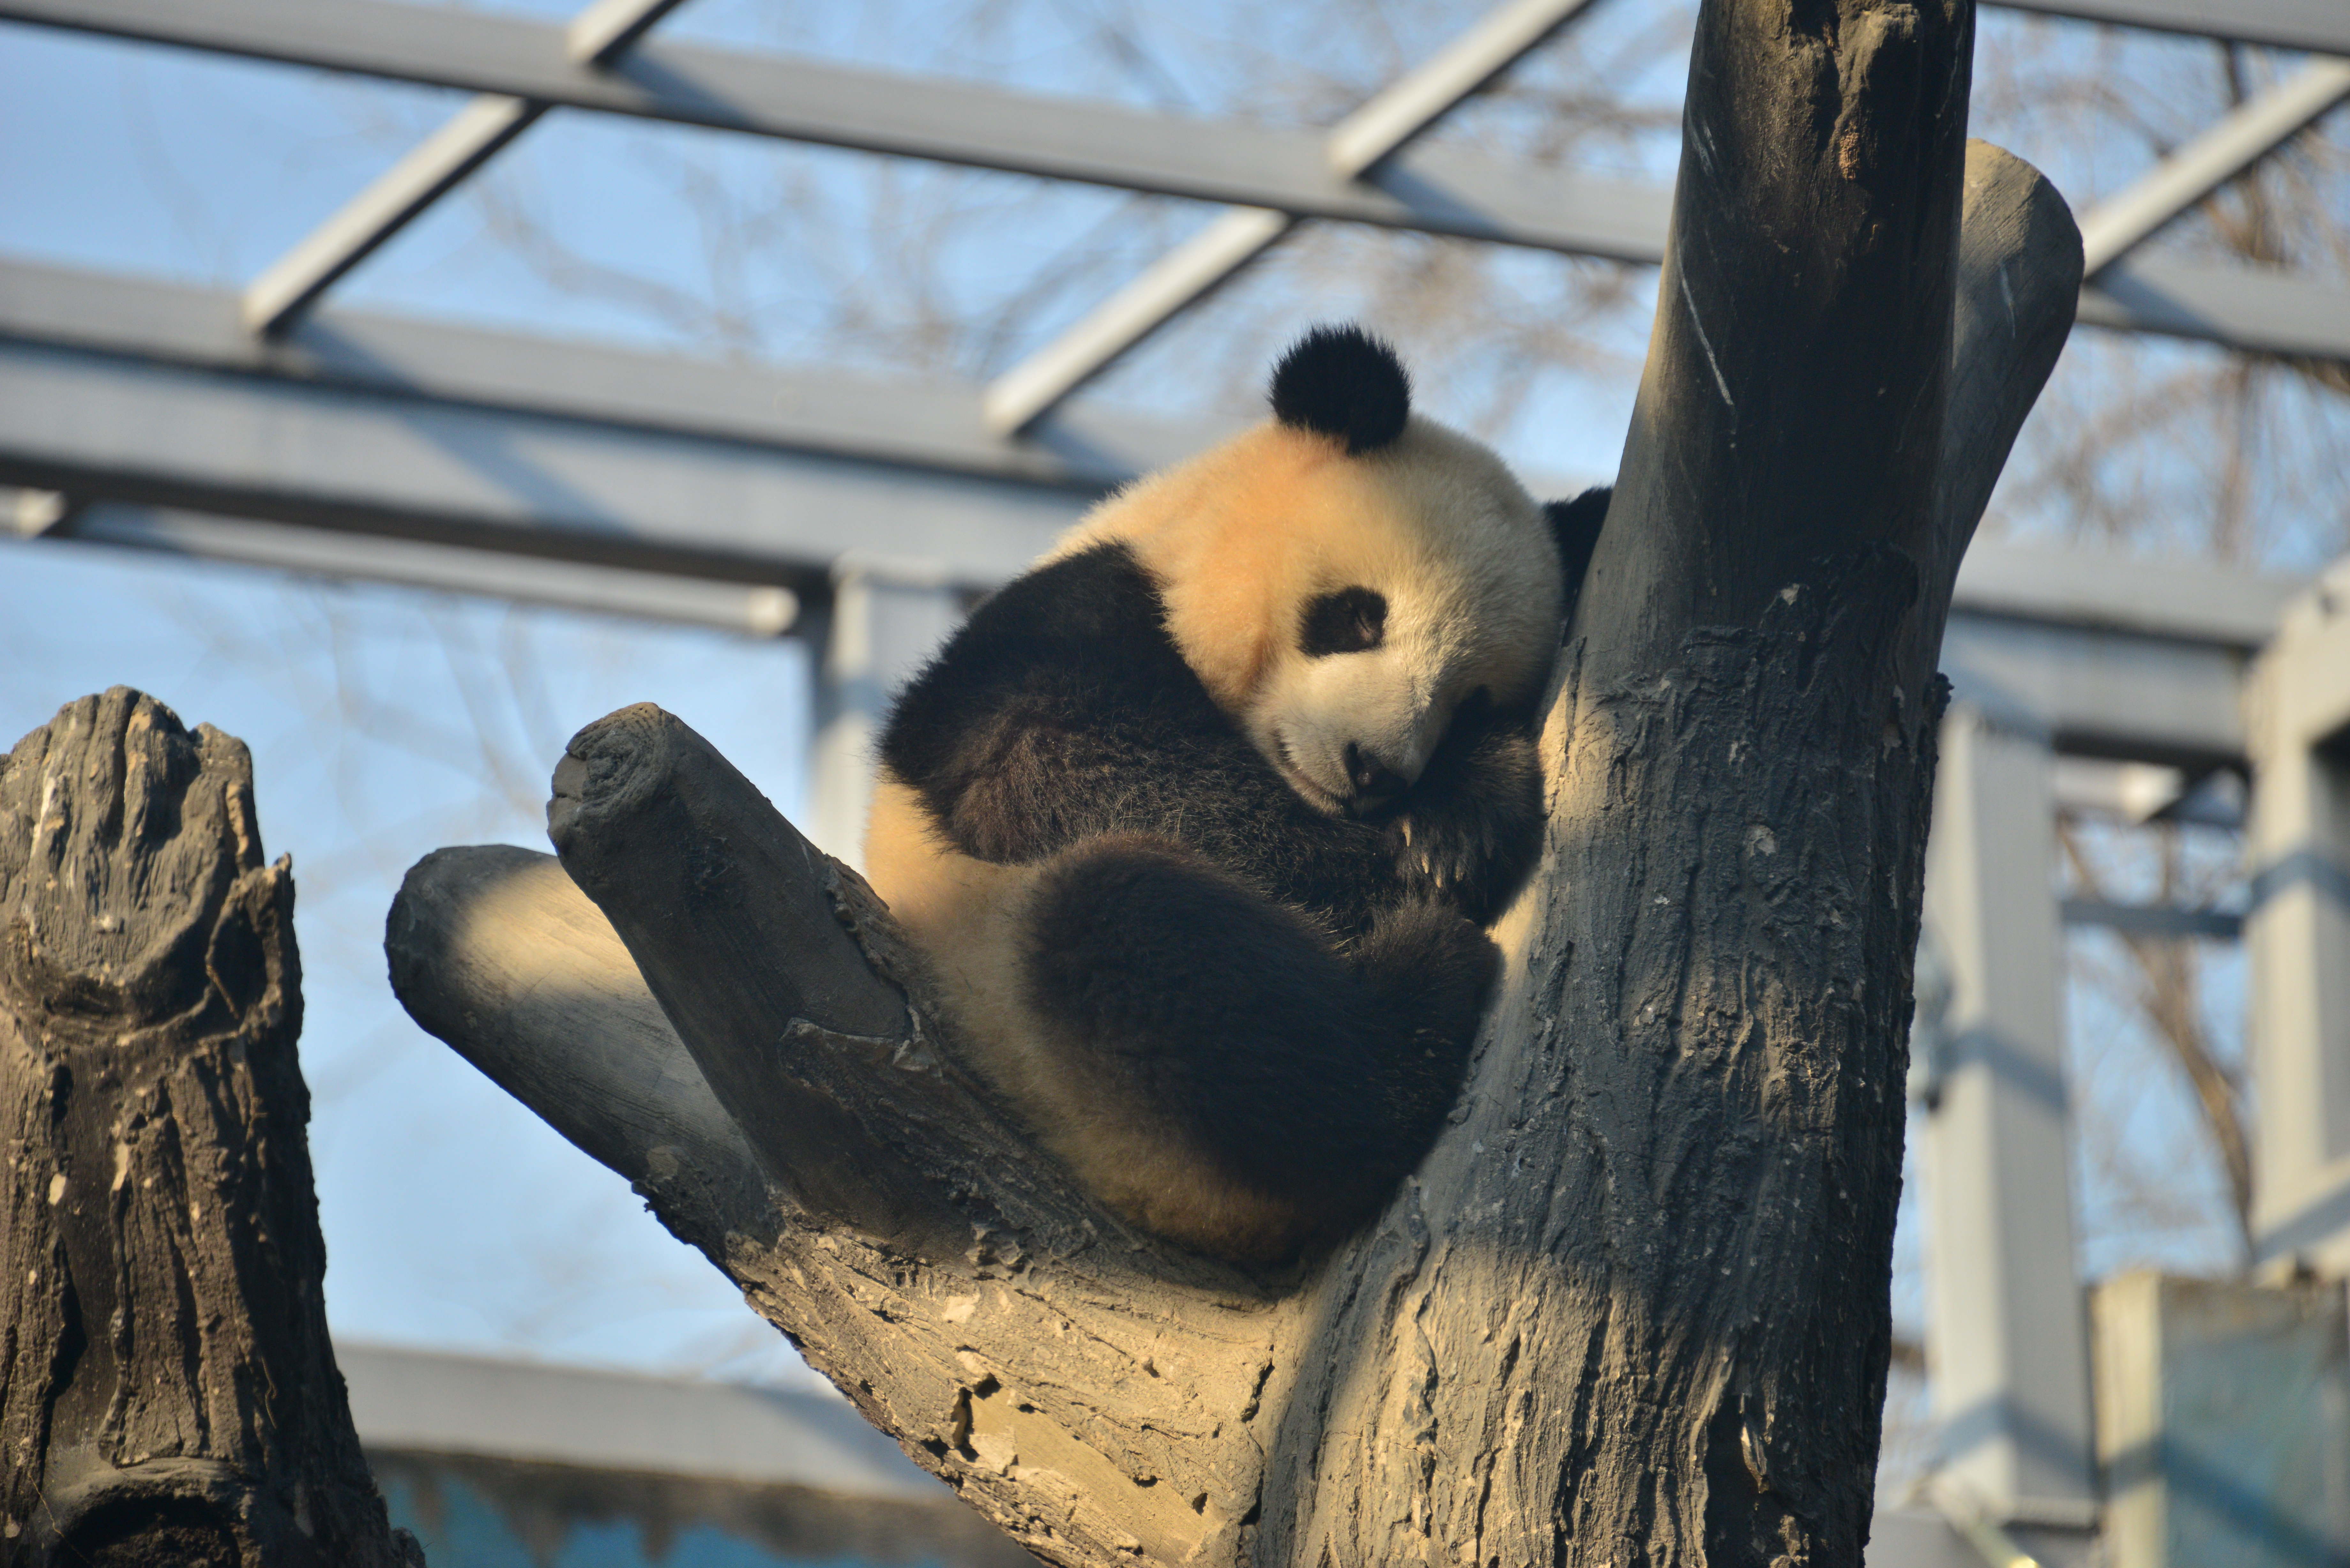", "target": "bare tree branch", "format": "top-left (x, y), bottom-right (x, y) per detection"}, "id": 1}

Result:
top-left (2058, 817), bottom-right (2254, 1263)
